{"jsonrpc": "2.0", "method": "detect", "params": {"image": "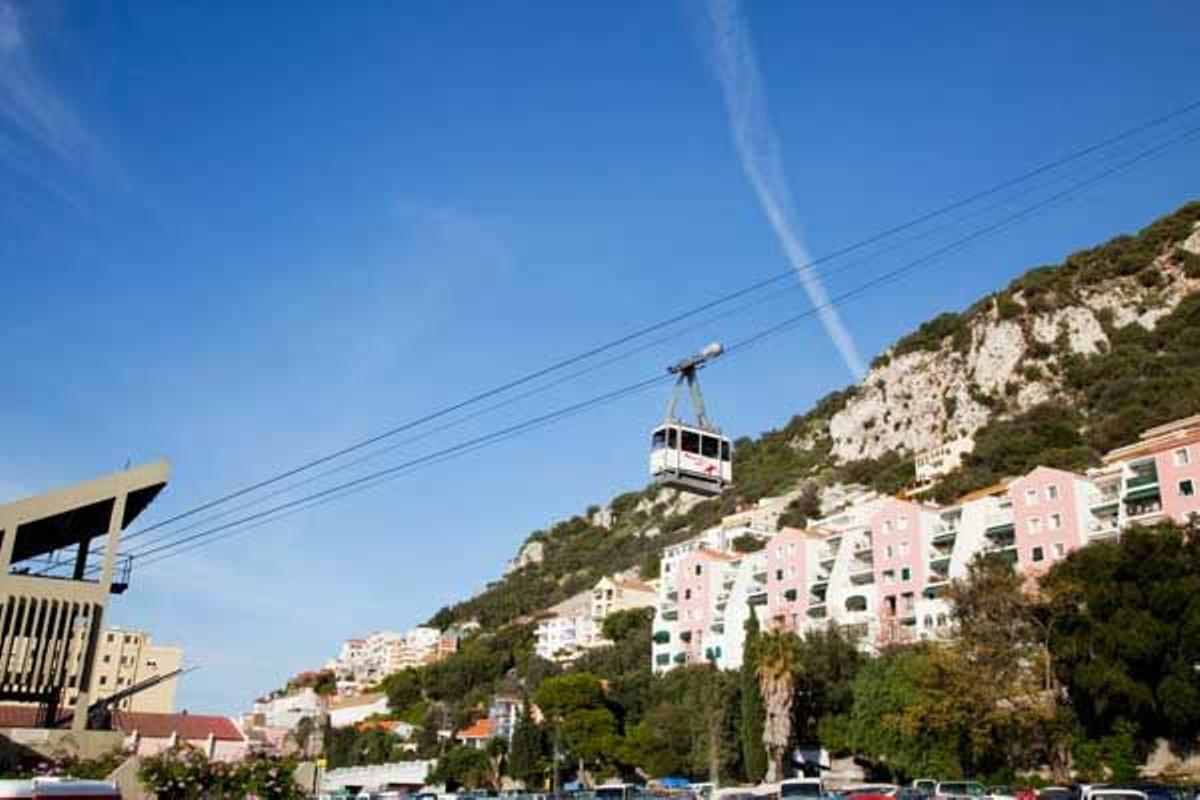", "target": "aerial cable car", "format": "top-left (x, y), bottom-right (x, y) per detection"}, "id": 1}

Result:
top-left (649, 342), bottom-right (733, 496)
